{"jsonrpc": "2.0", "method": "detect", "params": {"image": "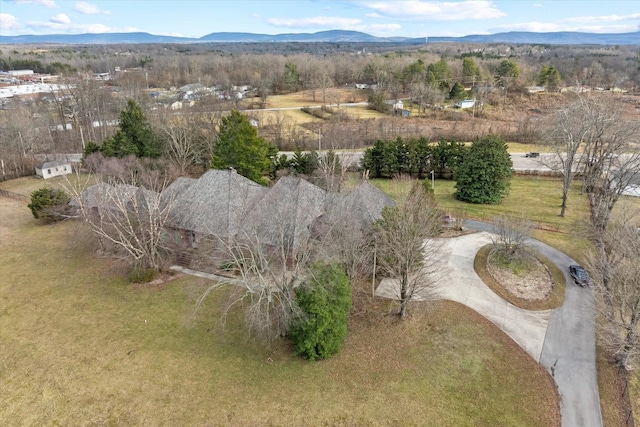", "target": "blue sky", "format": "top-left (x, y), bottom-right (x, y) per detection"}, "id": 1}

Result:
top-left (1, 0), bottom-right (639, 38)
